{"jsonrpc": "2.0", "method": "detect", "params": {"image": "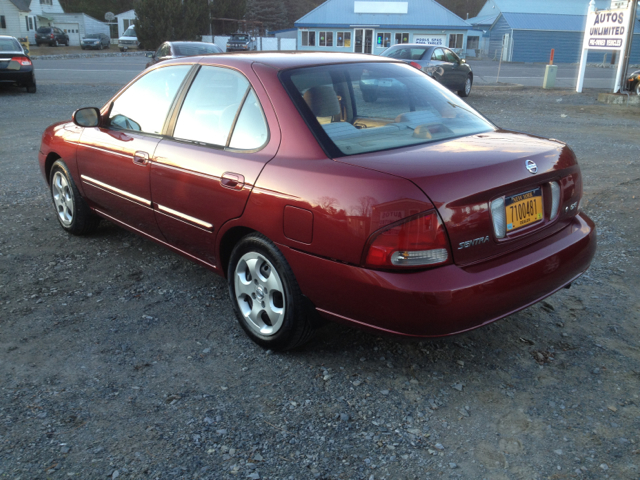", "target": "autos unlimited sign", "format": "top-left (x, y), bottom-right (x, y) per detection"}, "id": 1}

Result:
top-left (583, 8), bottom-right (630, 50)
